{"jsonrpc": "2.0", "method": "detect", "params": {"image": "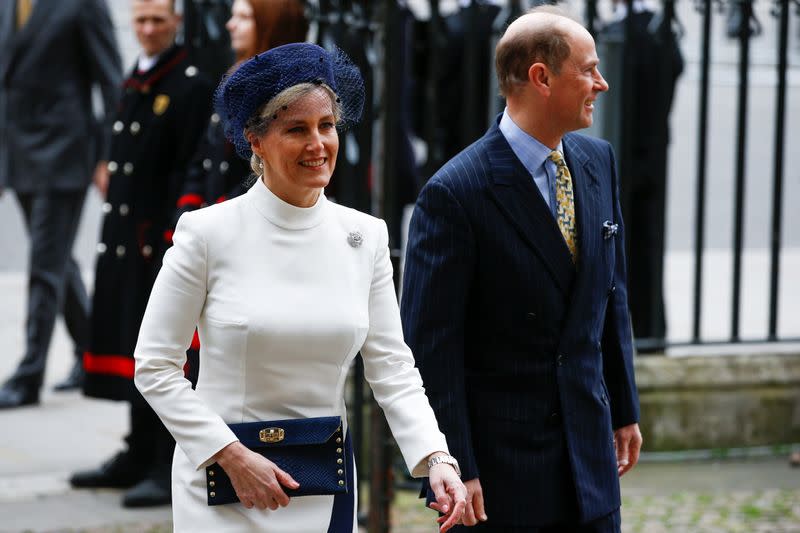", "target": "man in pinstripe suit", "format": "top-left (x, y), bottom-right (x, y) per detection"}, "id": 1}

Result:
top-left (402, 7), bottom-right (641, 532)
